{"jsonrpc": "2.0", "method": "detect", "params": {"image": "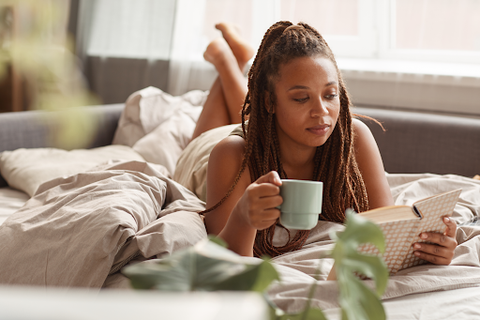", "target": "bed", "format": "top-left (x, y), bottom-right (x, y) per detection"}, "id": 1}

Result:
top-left (0, 86), bottom-right (480, 319)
